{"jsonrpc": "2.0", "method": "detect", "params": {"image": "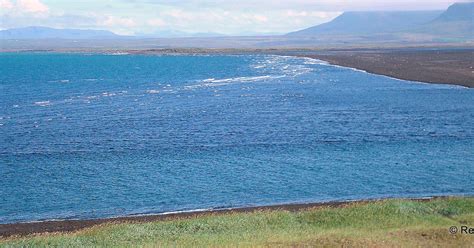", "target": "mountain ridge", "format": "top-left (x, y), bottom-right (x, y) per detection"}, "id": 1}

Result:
top-left (287, 2), bottom-right (473, 38)
top-left (0, 26), bottom-right (122, 39)
top-left (286, 10), bottom-right (443, 36)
